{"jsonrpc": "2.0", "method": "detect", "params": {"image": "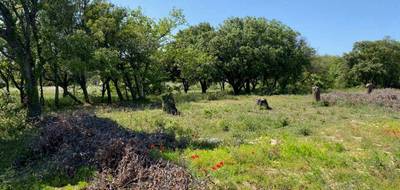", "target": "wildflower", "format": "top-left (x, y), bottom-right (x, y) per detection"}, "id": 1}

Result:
top-left (216, 161), bottom-right (224, 168)
top-left (191, 154), bottom-right (200, 160)
top-left (211, 166), bottom-right (217, 171)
